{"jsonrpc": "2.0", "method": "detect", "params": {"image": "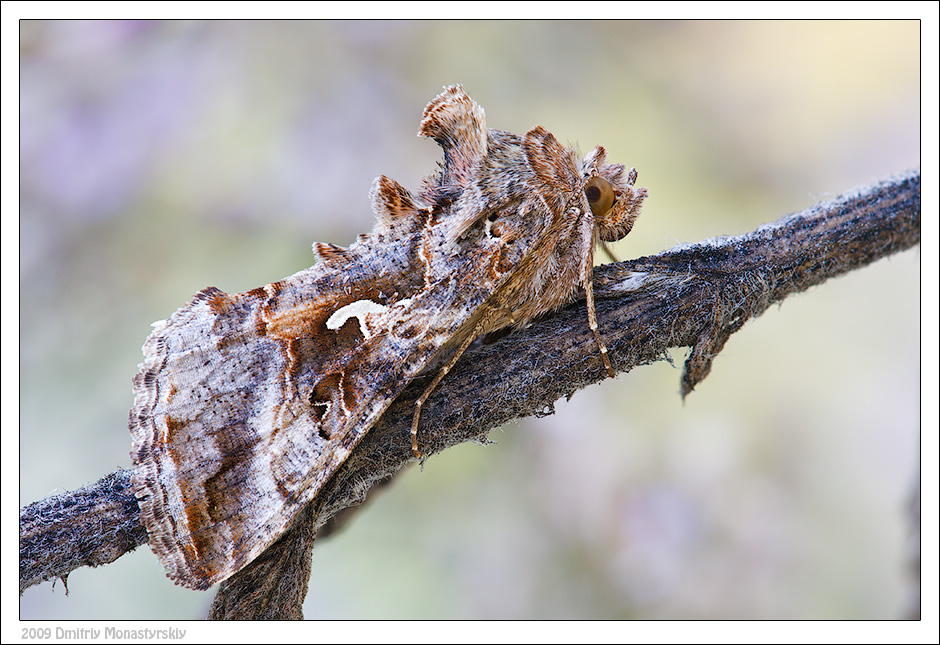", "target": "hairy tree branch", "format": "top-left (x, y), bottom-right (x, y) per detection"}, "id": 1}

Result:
top-left (19, 169), bottom-right (920, 619)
